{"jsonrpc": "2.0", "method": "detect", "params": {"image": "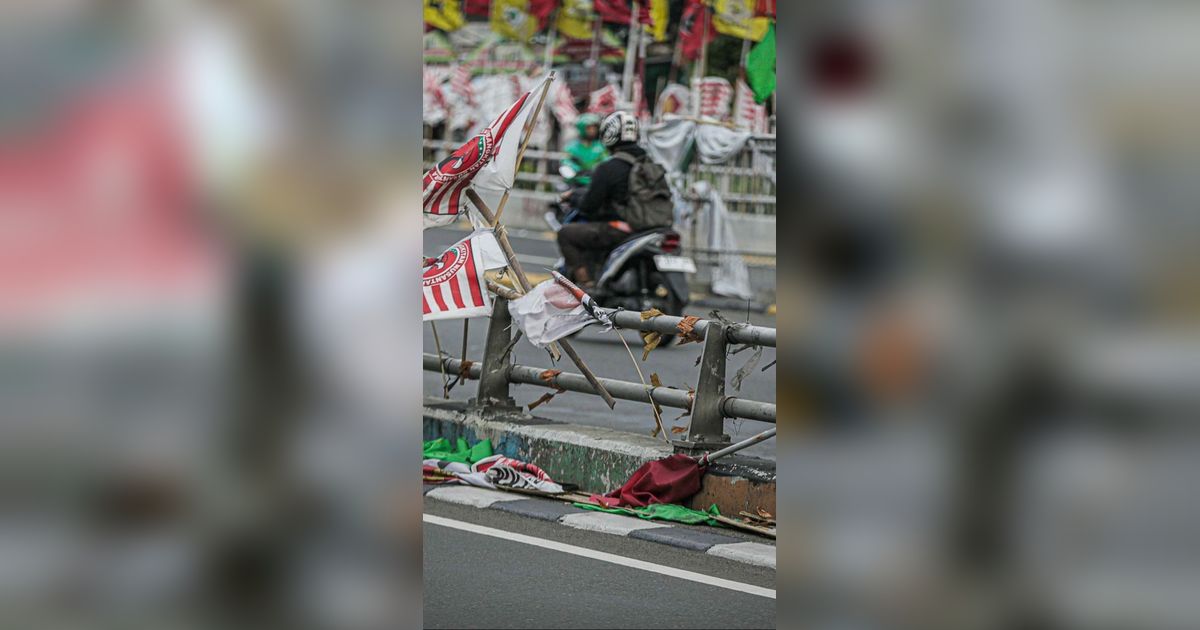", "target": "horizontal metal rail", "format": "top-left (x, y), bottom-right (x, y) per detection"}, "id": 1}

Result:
top-left (423, 353), bottom-right (775, 423)
top-left (607, 310), bottom-right (776, 348)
